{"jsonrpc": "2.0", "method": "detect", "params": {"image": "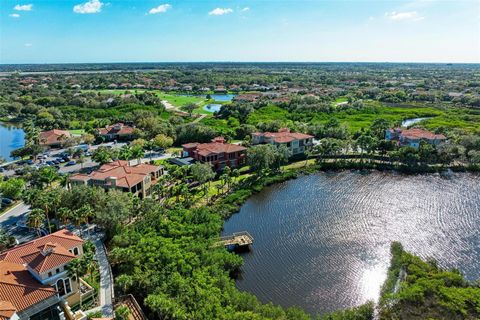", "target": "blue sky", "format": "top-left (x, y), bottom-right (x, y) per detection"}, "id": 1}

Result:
top-left (1, 0), bottom-right (479, 63)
